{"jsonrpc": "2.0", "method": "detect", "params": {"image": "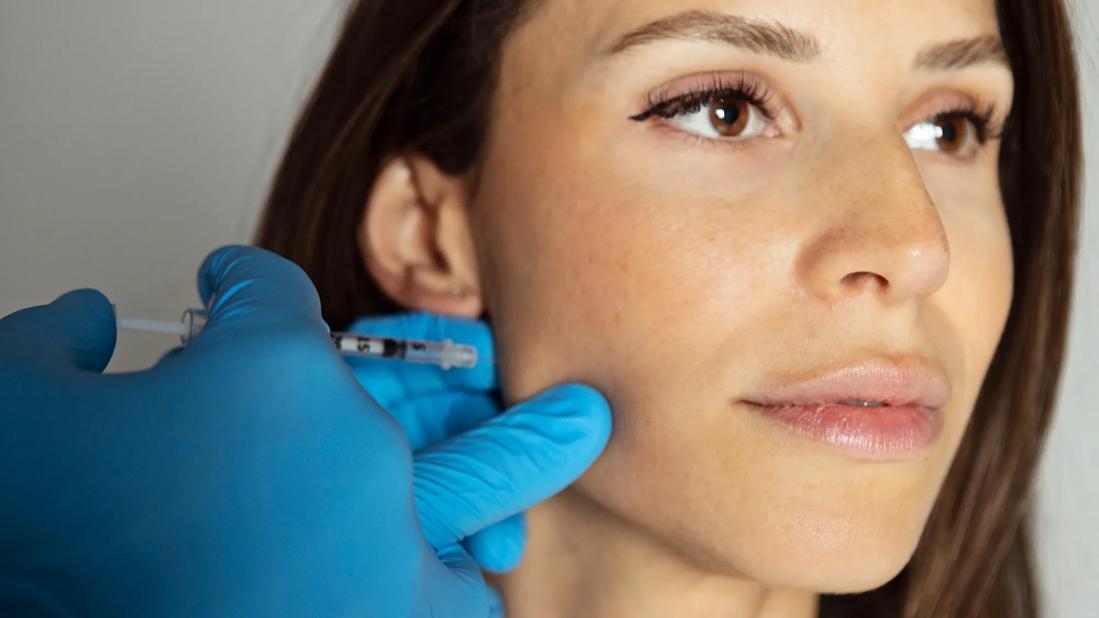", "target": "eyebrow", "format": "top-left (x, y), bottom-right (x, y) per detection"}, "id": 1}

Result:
top-left (604, 10), bottom-right (1009, 71)
top-left (606, 10), bottom-right (820, 62)
top-left (913, 35), bottom-right (1008, 70)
